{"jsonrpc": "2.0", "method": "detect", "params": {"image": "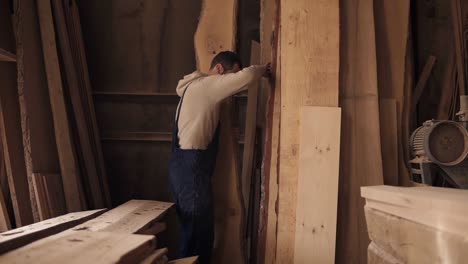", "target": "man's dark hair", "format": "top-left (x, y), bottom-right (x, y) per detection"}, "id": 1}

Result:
top-left (210, 51), bottom-right (243, 70)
